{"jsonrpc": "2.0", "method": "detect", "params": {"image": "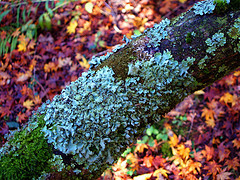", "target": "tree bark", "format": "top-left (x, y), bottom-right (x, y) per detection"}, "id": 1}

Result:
top-left (1, 1), bottom-right (240, 179)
